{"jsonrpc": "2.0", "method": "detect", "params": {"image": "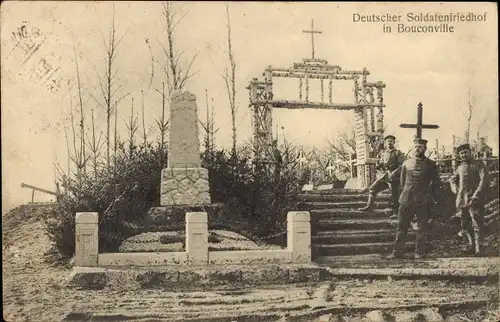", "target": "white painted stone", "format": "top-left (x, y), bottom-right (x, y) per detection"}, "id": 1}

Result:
top-left (302, 184), bottom-right (314, 191)
top-left (419, 307), bottom-right (444, 321)
top-left (343, 177), bottom-right (359, 190)
top-left (186, 212), bottom-right (208, 265)
top-left (287, 211), bottom-right (311, 263)
top-left (365, 310), bottom-right (390, 322)
top-left (76, 212), bottom-right (98, 224)
top-left (75, 212), bottom-right (98, 267)
top-left (317, 184), bottom-right (334, 190)
top-left (208, 250), bottom-right (292, 265)
top-left (98, 252), bottom-right (187, 266)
